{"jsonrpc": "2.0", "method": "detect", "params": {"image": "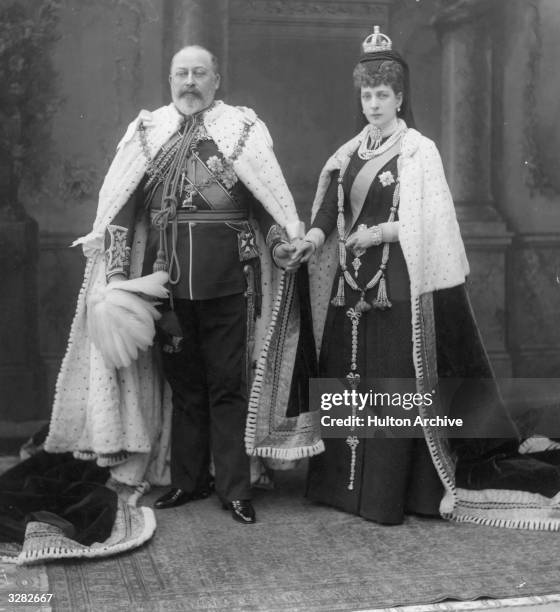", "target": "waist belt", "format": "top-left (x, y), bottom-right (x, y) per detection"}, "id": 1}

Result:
top-left (151, 209), bottom-right (249, 224)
